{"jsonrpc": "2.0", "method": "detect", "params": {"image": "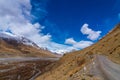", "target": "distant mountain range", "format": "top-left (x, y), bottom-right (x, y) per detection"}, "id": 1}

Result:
top-left (0, 32), bottom-right (57, 58)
